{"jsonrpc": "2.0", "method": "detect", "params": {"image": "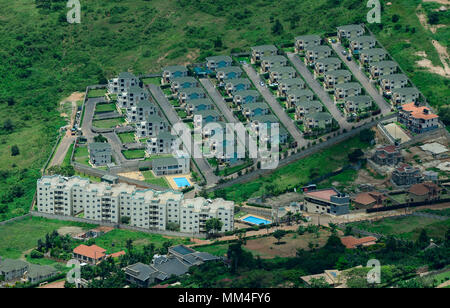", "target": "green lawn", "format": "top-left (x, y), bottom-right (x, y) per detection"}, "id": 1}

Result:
top-left (95, 103), bottom-right (117, 113)
top-left (195, 244), bottom-right (230, 257)
top-left (92, 117), bottom-right (125, 129)
top-left (122, 149), bottom-right (146, 160)
top-left (62, 142), bottom-right (74, 167)
top-left (88, 89), bottom-right (107, 98)
top-left (142, 77), bottom-right (161, 85)
top-left (141, 170), bottom-right (170, 188)
top-left (117, 132), bottom-right (136, 144)
top-left (73, 146), bottom-right (90, 166)
top-left (348, 216), bottom-right (450, 241)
